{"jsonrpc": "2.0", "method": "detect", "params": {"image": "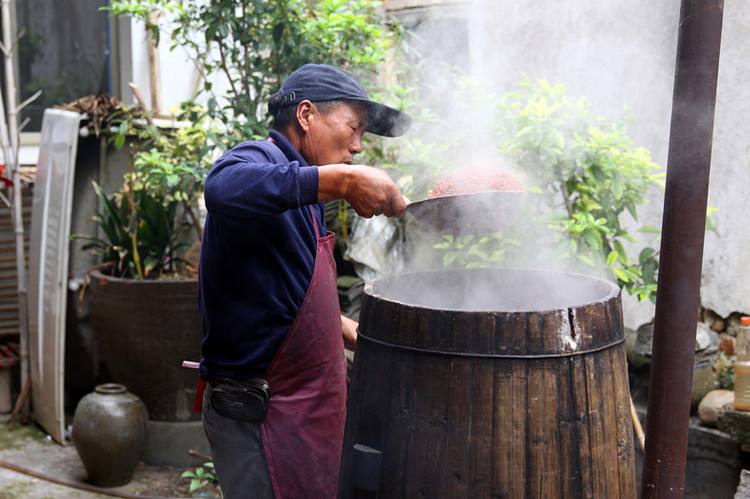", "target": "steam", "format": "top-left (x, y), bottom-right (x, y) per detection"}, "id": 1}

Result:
top-left (363, 0), bottom-right (672, 319)
top-left (371, 268), bottom-right (617, 313)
